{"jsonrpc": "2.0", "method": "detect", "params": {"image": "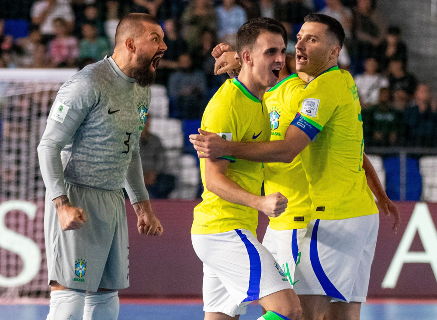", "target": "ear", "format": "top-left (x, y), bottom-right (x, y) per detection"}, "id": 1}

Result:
top-left (241, 50), bottom-right (253, 67)
top-left (330, 45), bottom-right (341, 59)
top-left (125, 38), bottom-right (136, 53)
